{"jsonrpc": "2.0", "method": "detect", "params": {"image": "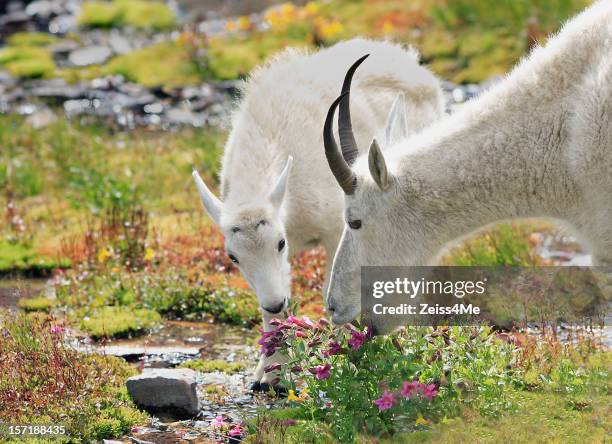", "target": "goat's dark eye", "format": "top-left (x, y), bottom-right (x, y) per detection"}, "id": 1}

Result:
top-left (228, 254), bottom-right (239, 264)
top-left (278, 239), bottom-right (286, 252)
top-left (348, 220), bottom-right (362, 230)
